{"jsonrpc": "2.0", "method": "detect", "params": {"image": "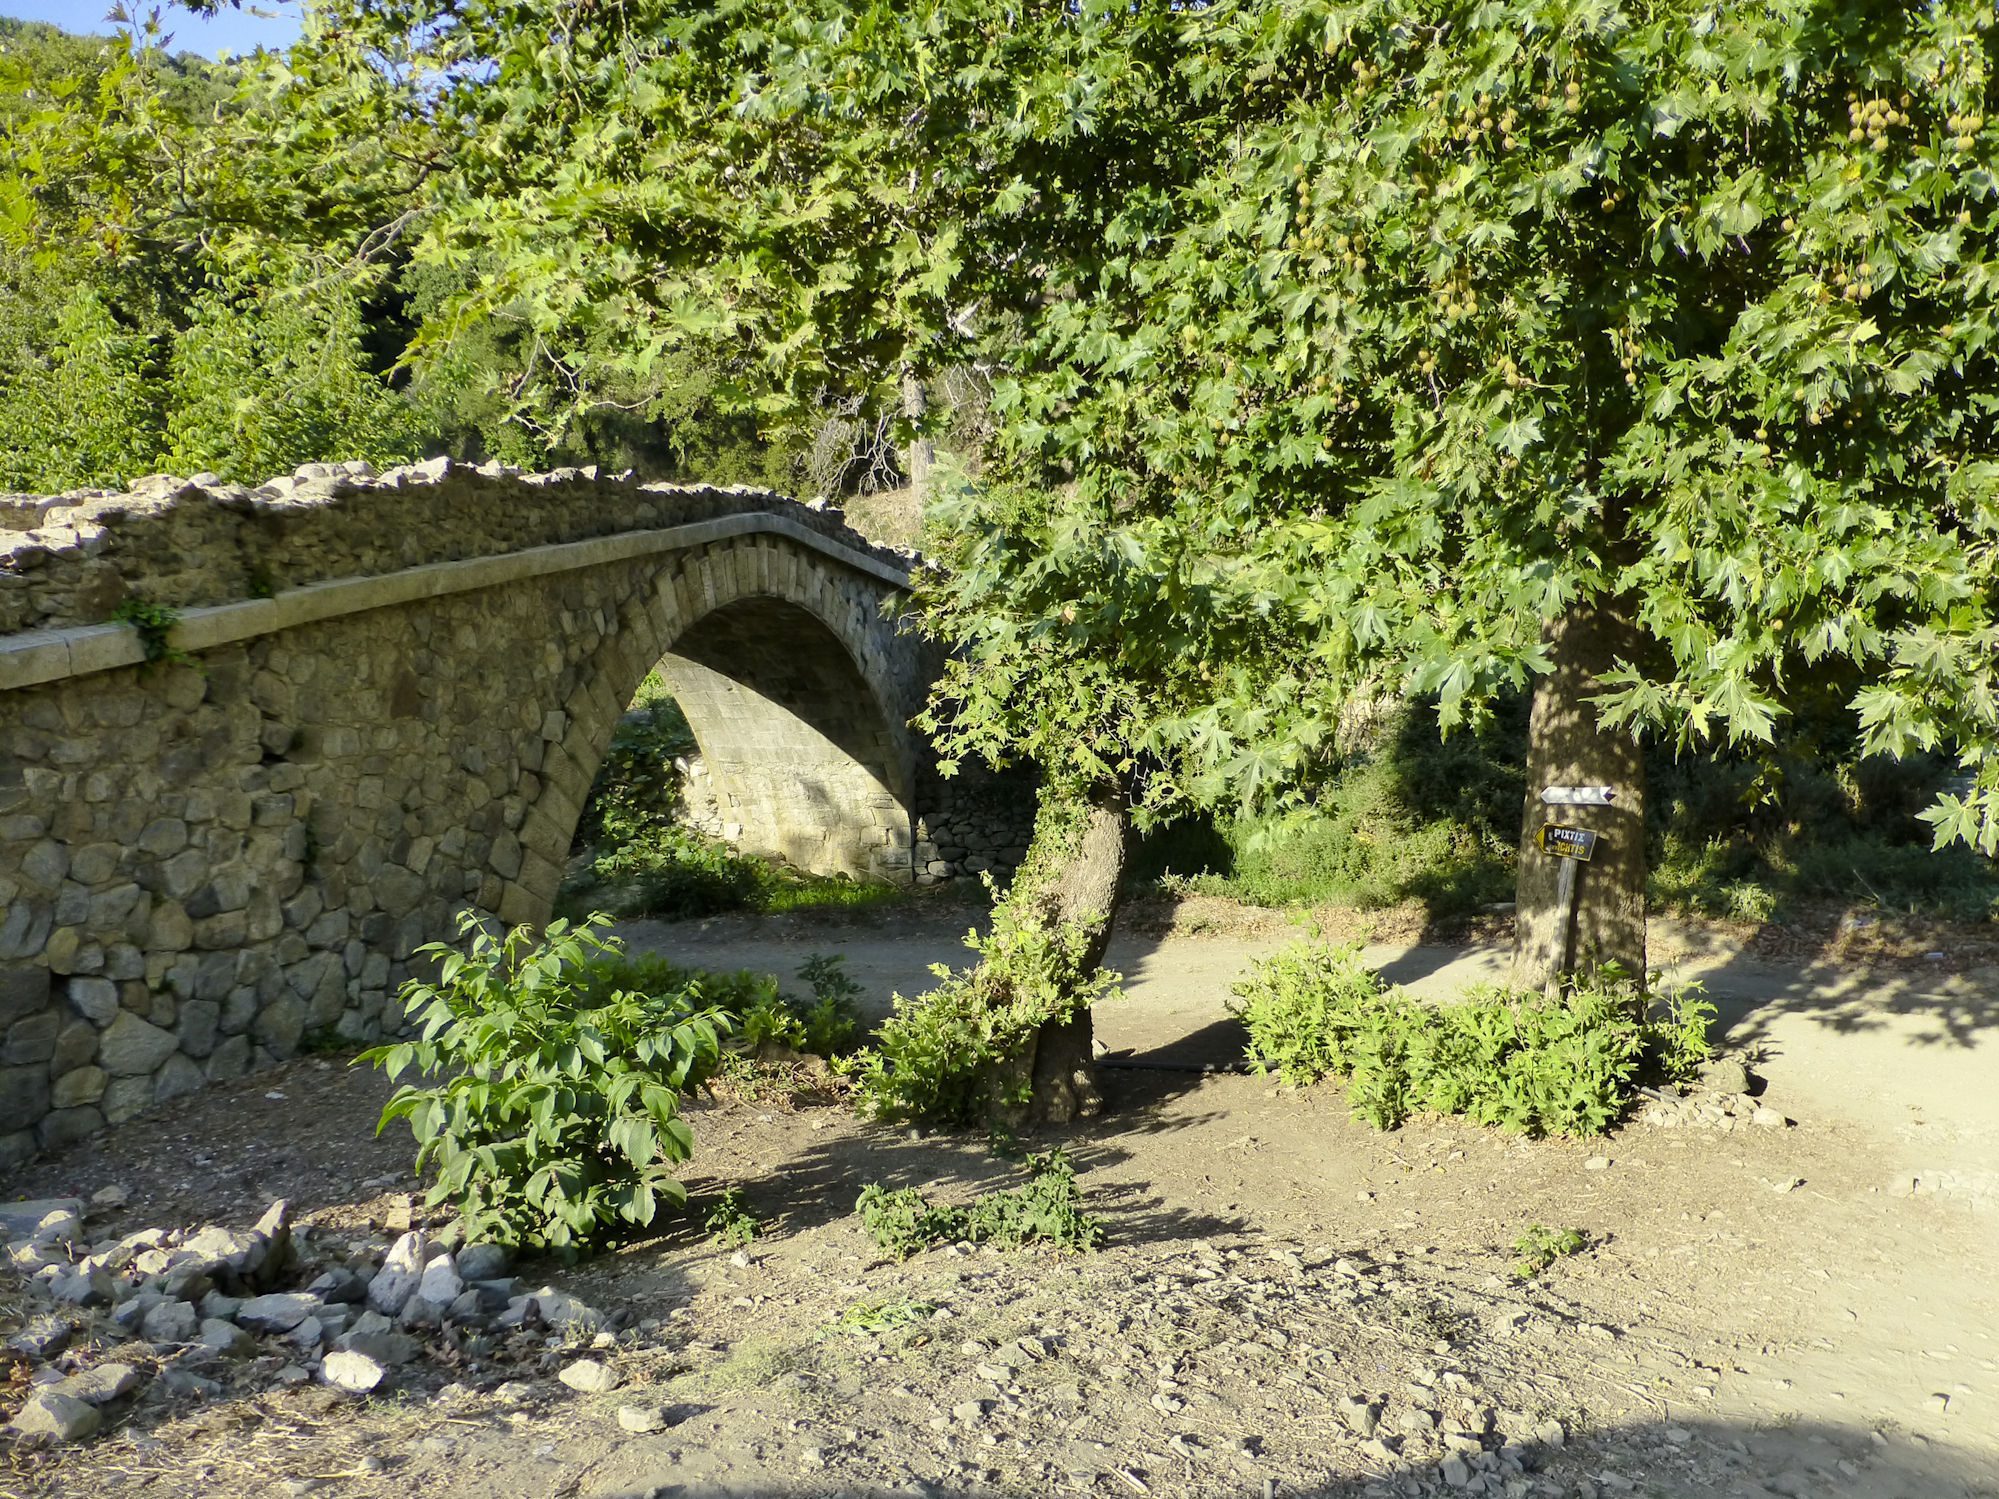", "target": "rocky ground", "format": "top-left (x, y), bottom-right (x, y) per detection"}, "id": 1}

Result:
top-left (1, 904), bottom-right (1995, 1499)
